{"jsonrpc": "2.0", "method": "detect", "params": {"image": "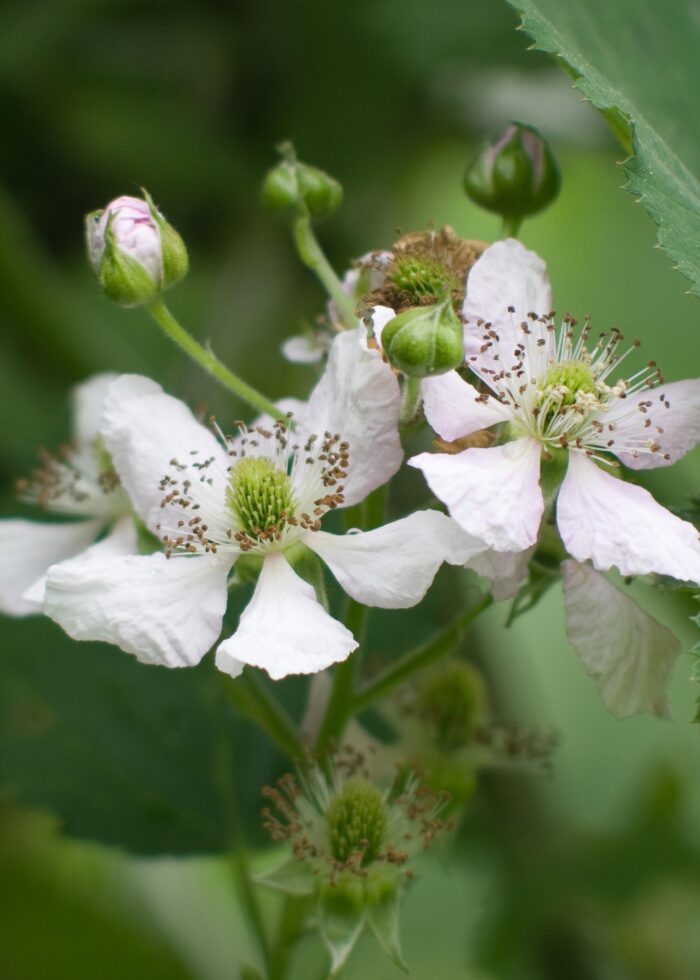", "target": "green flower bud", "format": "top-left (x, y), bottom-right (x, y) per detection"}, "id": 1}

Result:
top-left (416, 661), bottom-right (488, 751)
top-left (85, 192), bottom-right (188, 307)
top-left (463, 122), bottom-right (560, 225)
top-left (382, 299), bottom-right (464, 377)
top-left (261, 143), bottom-right (343, 221)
